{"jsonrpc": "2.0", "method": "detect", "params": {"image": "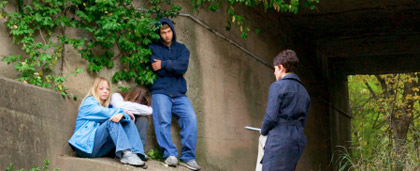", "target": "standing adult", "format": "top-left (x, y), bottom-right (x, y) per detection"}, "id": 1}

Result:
top-left (260, 50), bottom-right (311, 171)
top-left (148, 18), bottom-right (201, 170)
